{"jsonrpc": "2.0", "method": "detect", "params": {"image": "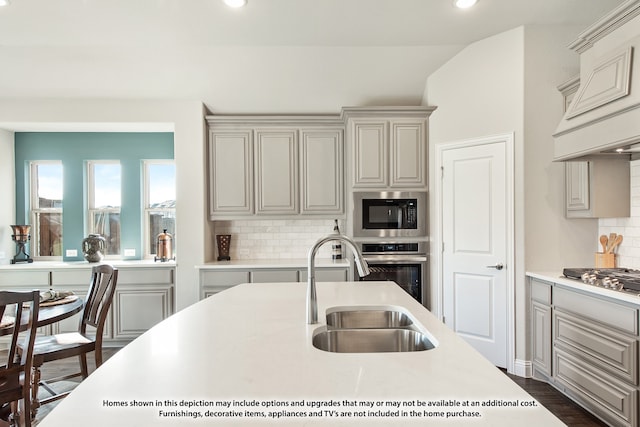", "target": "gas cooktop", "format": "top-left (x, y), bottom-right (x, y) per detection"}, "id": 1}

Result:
top-left (563, 268), bottom-right (640, 293)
